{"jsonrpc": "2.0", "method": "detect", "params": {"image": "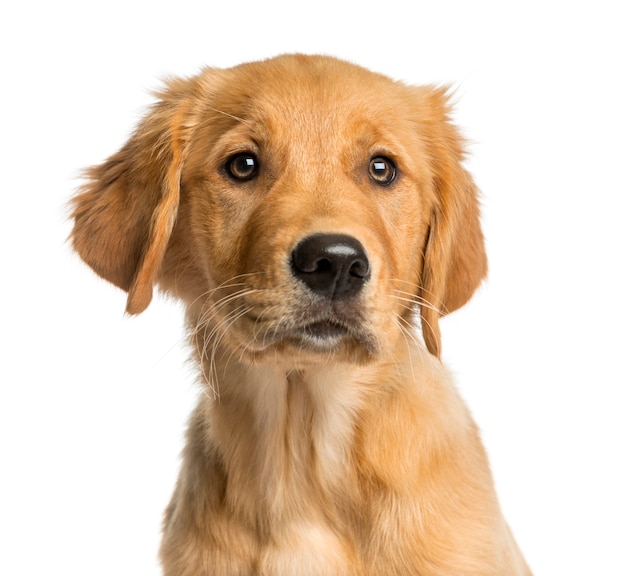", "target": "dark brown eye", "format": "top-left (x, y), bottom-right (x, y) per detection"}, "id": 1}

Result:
top-left (225, 152), bottom-right (259, 181)
top-left (368, 156), bottom-right (397, 186)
